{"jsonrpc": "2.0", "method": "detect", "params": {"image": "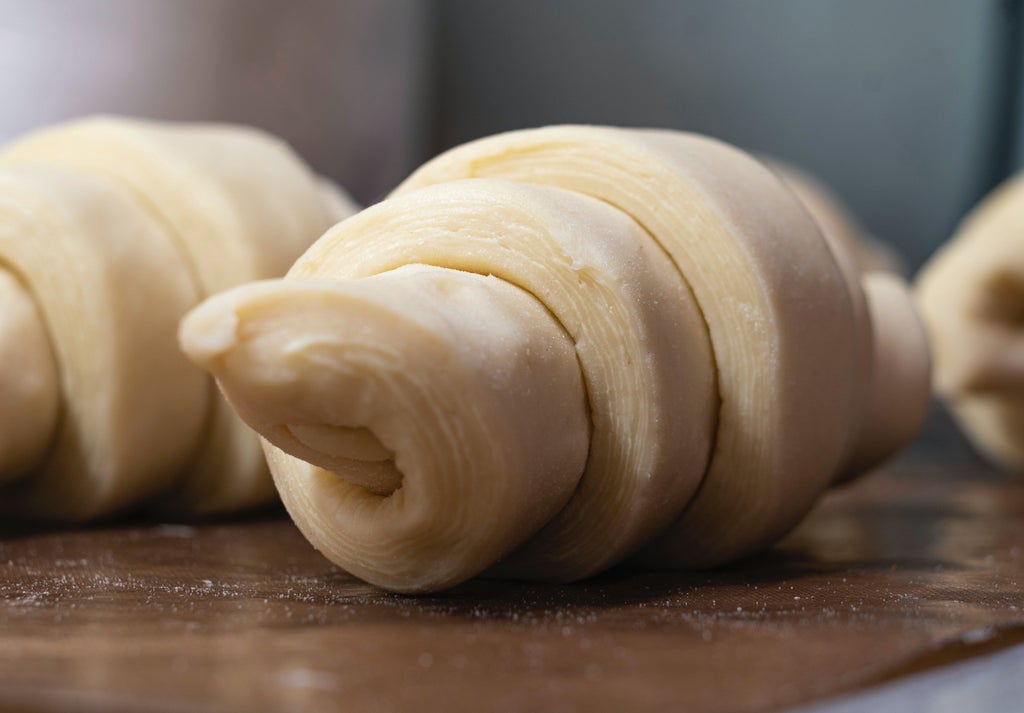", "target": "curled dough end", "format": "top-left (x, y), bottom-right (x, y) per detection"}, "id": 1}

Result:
top-left (181, 266), bottom-right (590, 592)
